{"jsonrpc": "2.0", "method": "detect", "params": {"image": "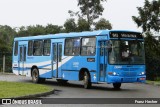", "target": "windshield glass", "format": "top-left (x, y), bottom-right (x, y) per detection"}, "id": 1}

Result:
top-left (108, 40), bottom-right (145, 64)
